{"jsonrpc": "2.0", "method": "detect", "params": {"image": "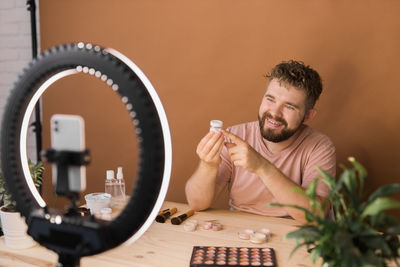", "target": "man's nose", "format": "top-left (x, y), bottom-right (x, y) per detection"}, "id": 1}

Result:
top-left (268, 104), bottom-right (283, 117)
